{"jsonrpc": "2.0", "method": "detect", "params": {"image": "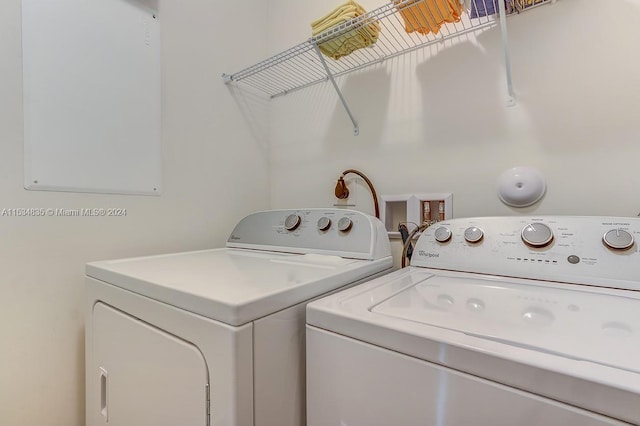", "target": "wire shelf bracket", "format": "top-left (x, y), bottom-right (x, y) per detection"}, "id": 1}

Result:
top-left (312, 43), bottom-right (360, 136)
top-left (498, 0), bottom-right (516, 106)
top-left (223, 0), bottom-right (555, 135)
